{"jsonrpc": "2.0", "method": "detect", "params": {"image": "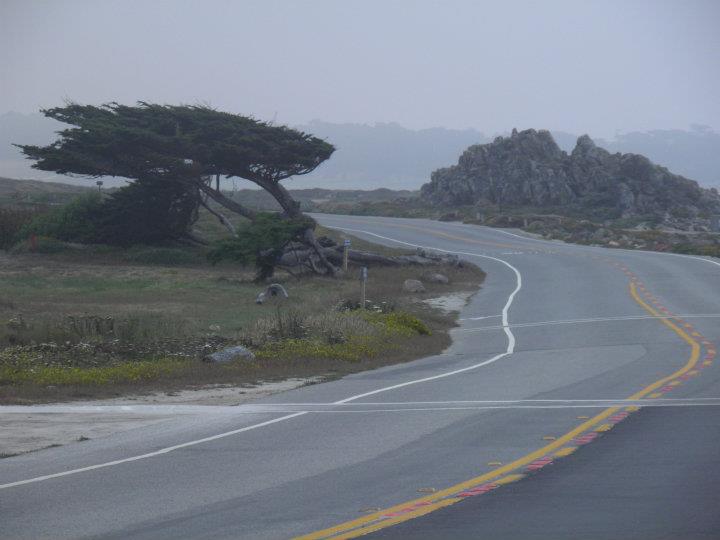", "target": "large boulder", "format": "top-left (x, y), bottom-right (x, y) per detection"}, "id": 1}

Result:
top-left (420, 129), bottom-right (720, 230)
